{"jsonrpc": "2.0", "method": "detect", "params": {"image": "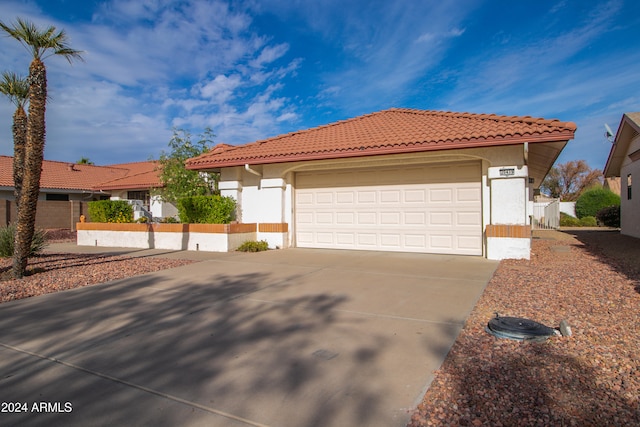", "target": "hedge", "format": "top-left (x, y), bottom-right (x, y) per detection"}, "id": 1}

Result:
top-left (177, 195), bottom-right (236, 224)
top-left (596, 205), bottom-right (621, 228)
top-left (575, 188), bottom-right (620, 219)
top-left (88, 200), bottom-right (134, 223)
